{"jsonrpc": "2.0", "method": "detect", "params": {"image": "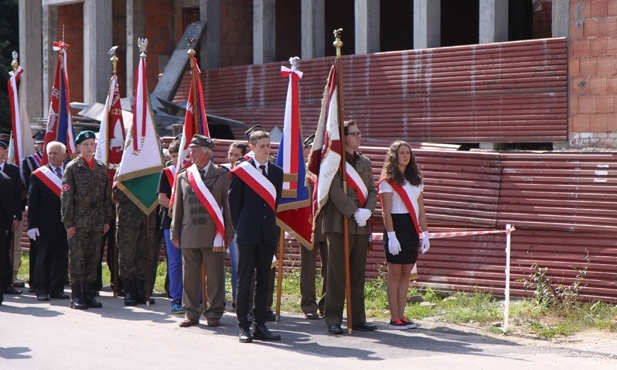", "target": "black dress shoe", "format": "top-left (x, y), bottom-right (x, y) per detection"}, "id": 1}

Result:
top-left (352, 322), bottom-right (378, 331)
top-left (239, 328), bottom-right (253, 343)
top-left (265, 310), bottom-right (276, 322)
top-left (252, 325), bottom-right (281, 341)
top-left (37, 294), bottom-right (50, 301)
top-left (328, 325), bottom-right (344, 335)
top-left (4, 287), bottom-right (22, 295)
top-left (50, 292), bottom-right (70, 299)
